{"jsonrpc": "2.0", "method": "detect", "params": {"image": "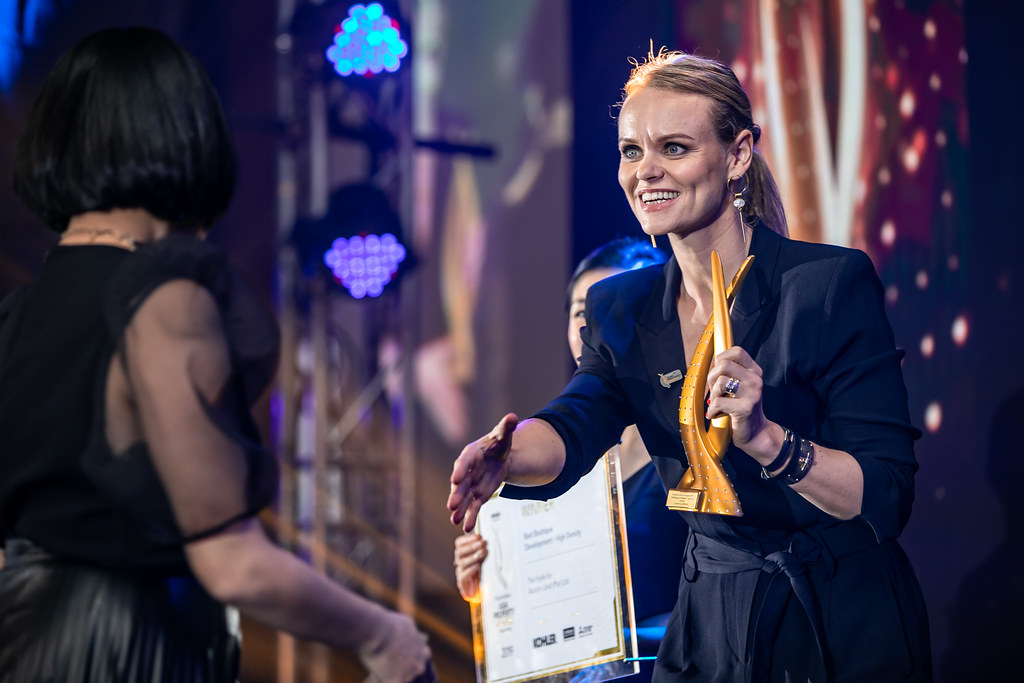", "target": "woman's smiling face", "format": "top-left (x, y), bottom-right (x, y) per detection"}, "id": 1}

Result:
top-left (617, 88), bottom-right (737, 240)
